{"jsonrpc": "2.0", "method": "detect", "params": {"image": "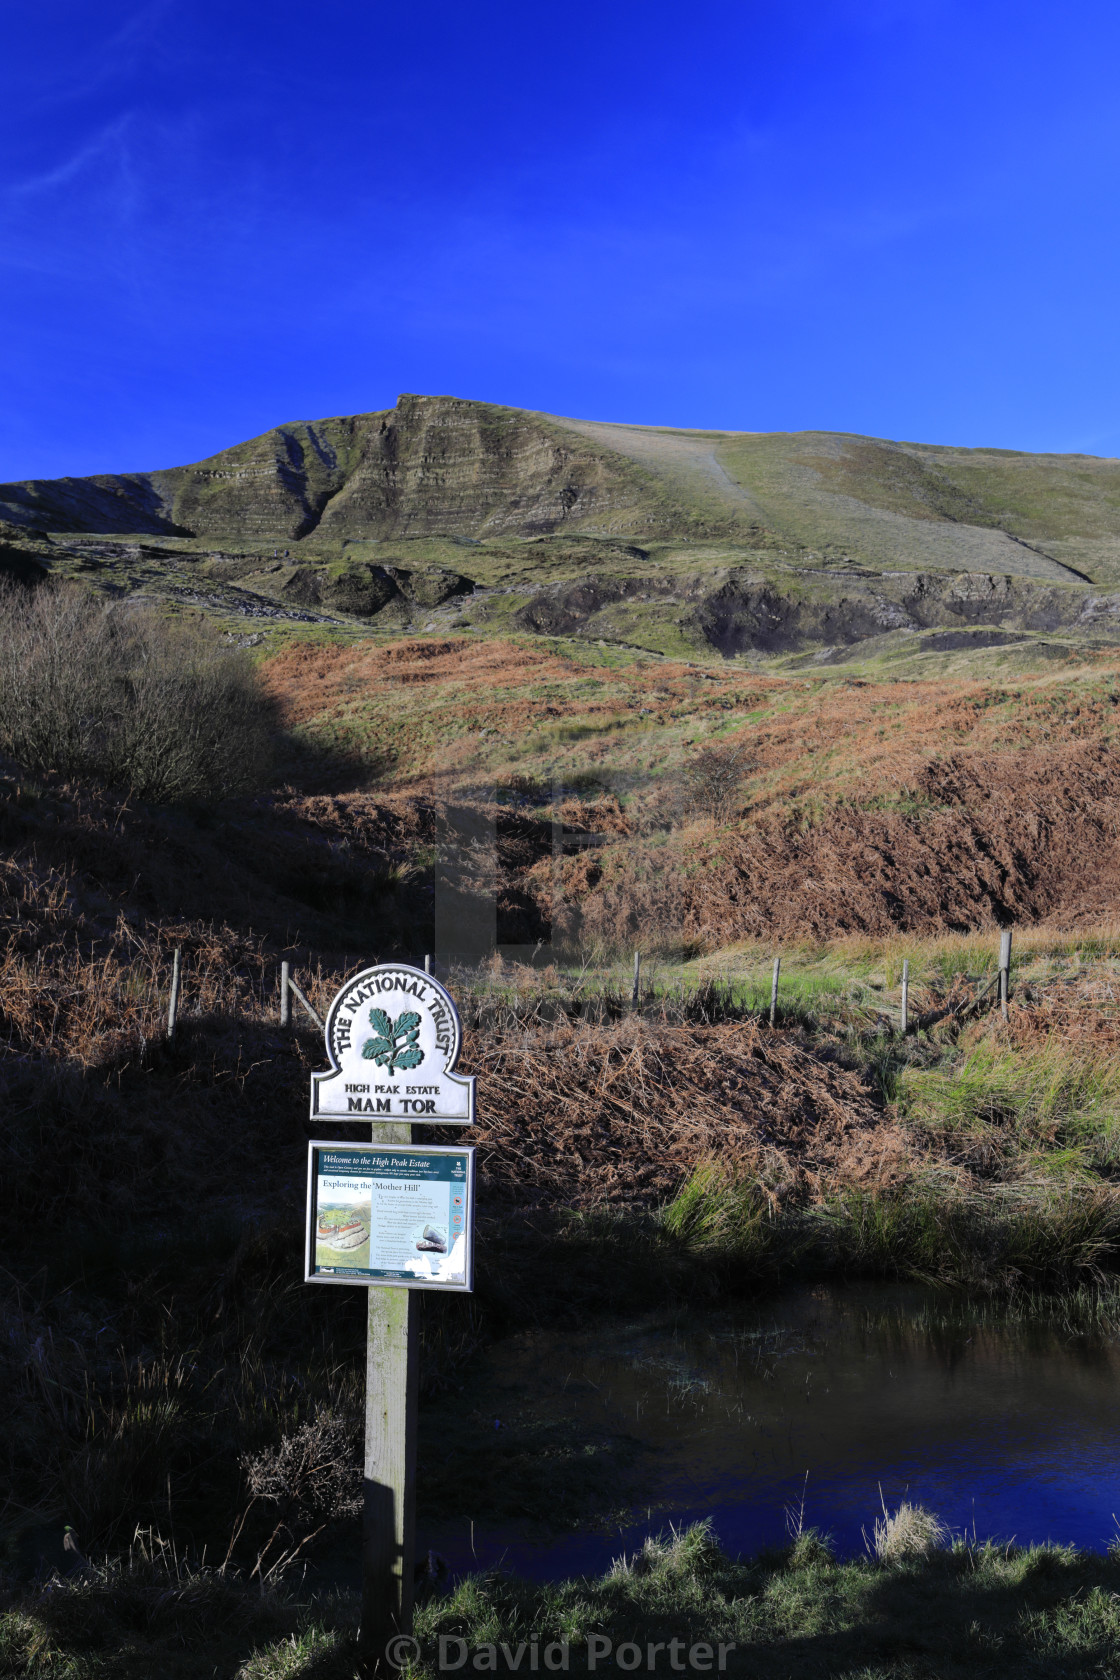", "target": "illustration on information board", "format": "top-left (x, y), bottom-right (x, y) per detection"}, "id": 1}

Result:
top-left (315, 1178), bottom-right (372, 1269)
top-left (405, 1220), bottom-right (466, 1283)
